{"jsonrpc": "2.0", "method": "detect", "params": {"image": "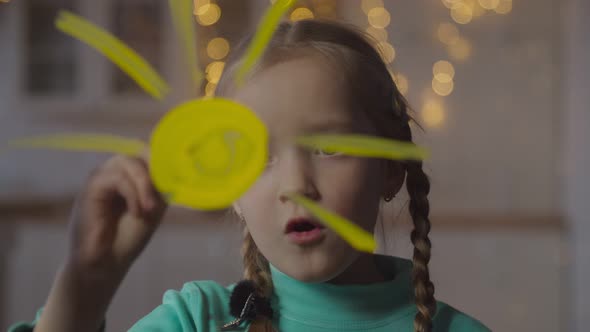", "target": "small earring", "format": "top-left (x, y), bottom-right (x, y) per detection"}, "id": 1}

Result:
top-left (384, 194), bottom-right (395, 202)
